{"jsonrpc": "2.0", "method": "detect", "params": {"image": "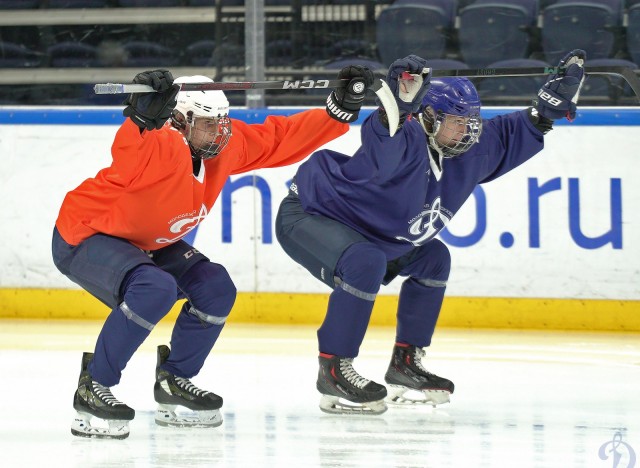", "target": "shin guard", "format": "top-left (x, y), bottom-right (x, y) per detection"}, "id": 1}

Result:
top-left (90, 265), bottom-right (177, 386)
